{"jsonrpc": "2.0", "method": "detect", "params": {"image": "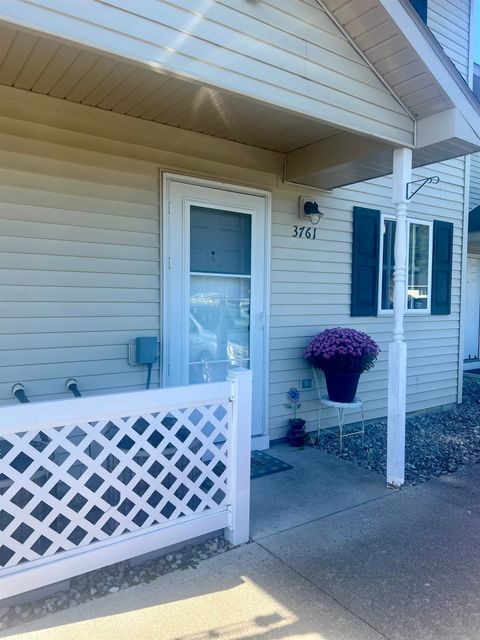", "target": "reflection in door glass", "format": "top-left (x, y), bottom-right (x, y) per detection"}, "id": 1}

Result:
top-left (190, 207), bottom-right (251, 384)
top-left (189, 276), bottom-right (250, 383)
